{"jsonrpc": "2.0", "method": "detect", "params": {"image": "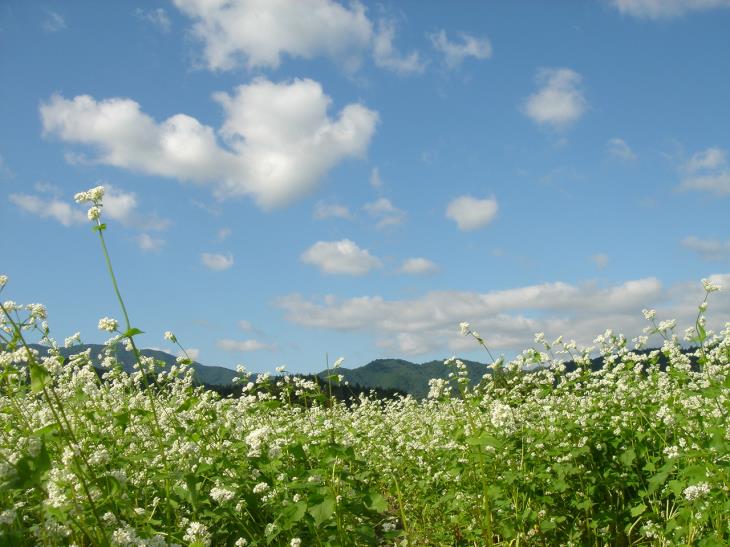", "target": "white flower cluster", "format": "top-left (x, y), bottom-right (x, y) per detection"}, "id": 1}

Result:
top-left (683, 482), bottom-right (711, 501)
top-left (97, 317), bottom-right (119, 332)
